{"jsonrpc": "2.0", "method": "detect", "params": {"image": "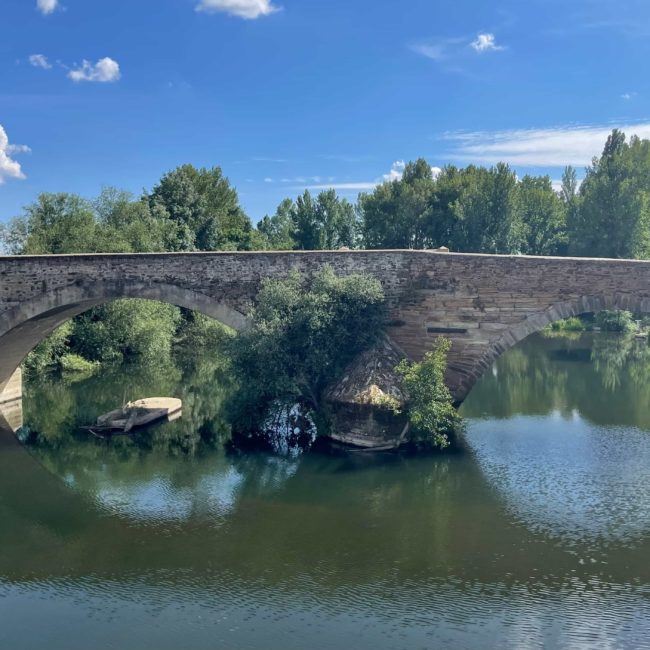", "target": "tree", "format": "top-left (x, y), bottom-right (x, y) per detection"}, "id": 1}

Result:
top-left (360, 160), bottom-right (523, 254)
top-left (71, 299), bottom-right (182, 364)
top-left (257, 198), bottom-right (296, 250)
top-left (229, 267), bottom-right (385, 427)
top-left (2, 190), bottom-right (174, 255)
top-left (4, 190), bottom-right (185, 369)
top-left (94, 188), bottom-right (173, 253)
top-left (293, 190), bottom-right (358, 250)
top-left (4, 193), bottom-right (98, 255)
top-left (460, 163), bottom-right (522, 254)
top-left (148, 164), bottom-right (254, 251)
top-left (517, 175), bottom-right (567, 255)
top-left (569, 130), bottom-right (650, 259)
top-left (360, 158), bottom-right (436, 249)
